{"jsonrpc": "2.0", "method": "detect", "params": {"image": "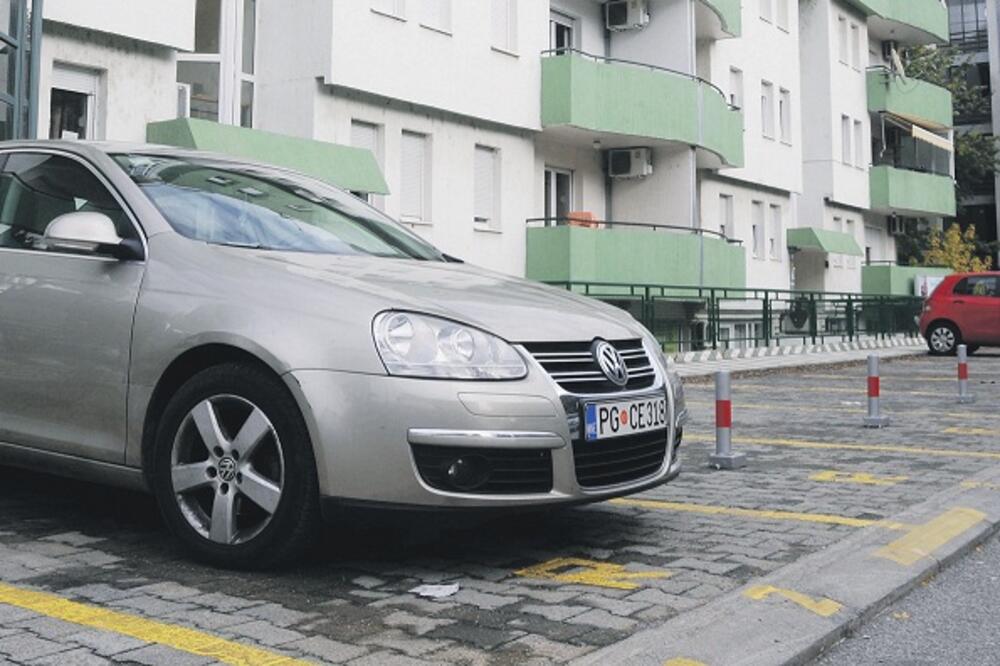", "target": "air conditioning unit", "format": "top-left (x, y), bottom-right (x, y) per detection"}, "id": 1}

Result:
top-left (888, 216), bottom-right (905, 236)
top-left (605, 0), bottom-right (650, 31)
top-left (177, 83), bottom-right (192, 119)
top-left (607, 148), bottom-right (653, 179)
